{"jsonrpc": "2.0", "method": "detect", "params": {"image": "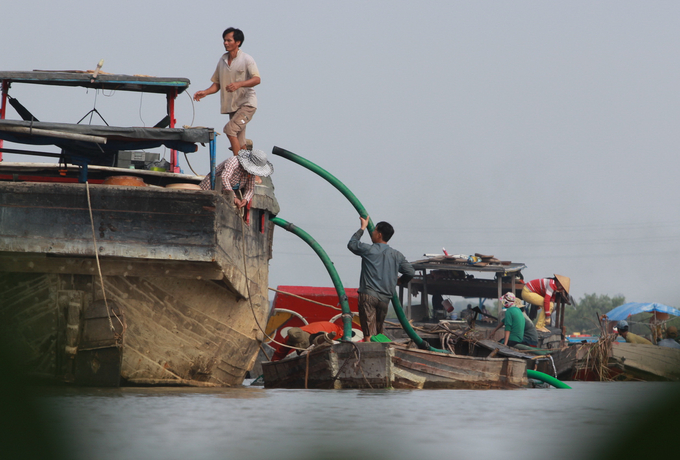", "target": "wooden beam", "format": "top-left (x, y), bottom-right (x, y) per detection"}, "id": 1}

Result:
top-left (0, 253), bottom-right (224, 280)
